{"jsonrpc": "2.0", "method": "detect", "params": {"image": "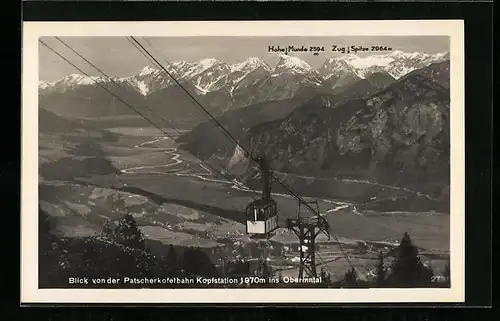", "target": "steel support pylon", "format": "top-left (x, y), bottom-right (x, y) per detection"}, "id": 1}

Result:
top-left (286, 201), bottom-right (330, 278)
